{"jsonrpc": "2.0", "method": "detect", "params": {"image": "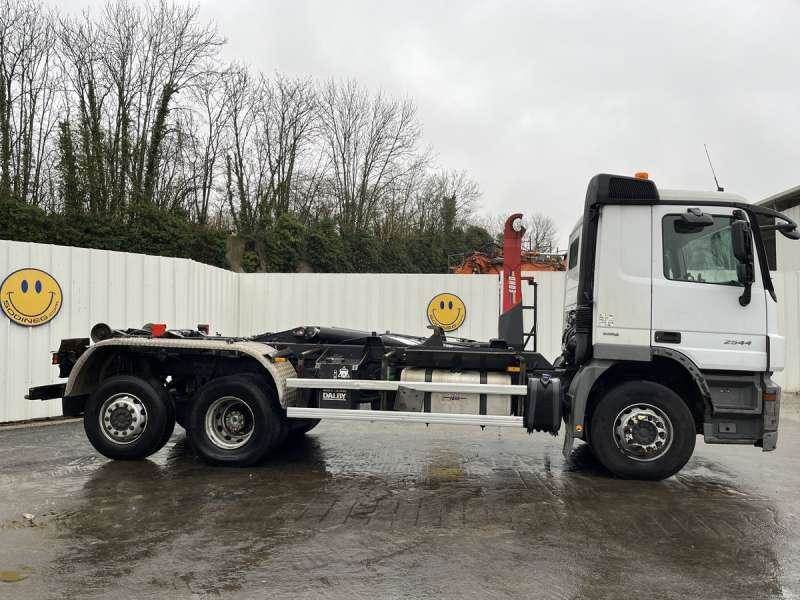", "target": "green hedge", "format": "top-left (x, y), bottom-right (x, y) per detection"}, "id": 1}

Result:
top-left (0, 201), bottom-right (228, 267)
top-left (0, 200), bottom-right (491, 273)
